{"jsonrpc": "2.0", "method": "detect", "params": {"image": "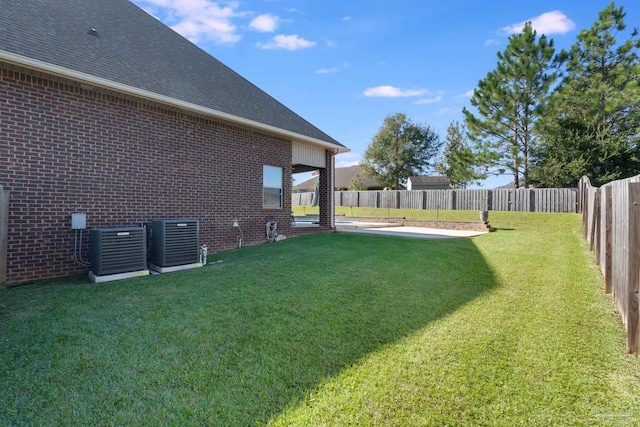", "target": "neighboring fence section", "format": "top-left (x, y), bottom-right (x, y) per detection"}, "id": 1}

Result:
top-left (580, 174), bottom-right (640, 353)
top-left (294, 188), bottom-right (578, 213)
top-left (292, 192), bottom-right (314, 206)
